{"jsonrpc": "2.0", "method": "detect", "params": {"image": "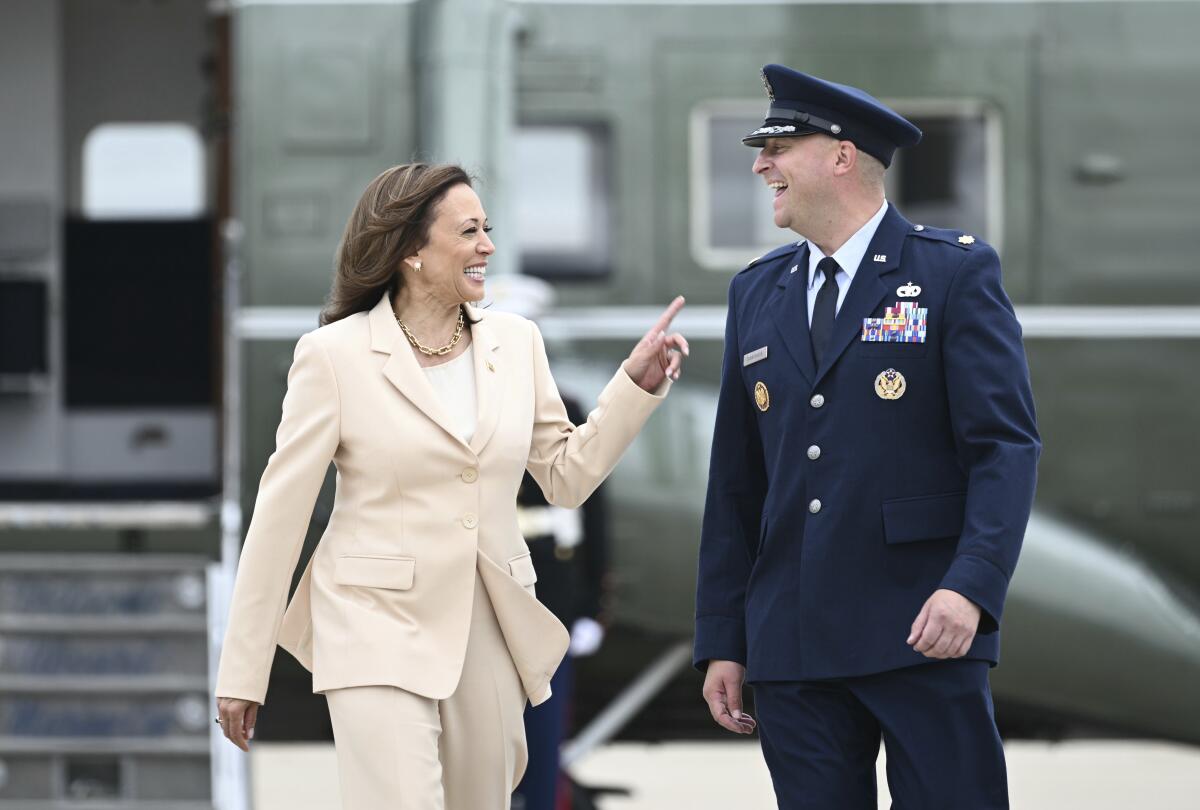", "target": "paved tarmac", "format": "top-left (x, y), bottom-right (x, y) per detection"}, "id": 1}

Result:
top-left (251, 739), bottom-right (1200, 809)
